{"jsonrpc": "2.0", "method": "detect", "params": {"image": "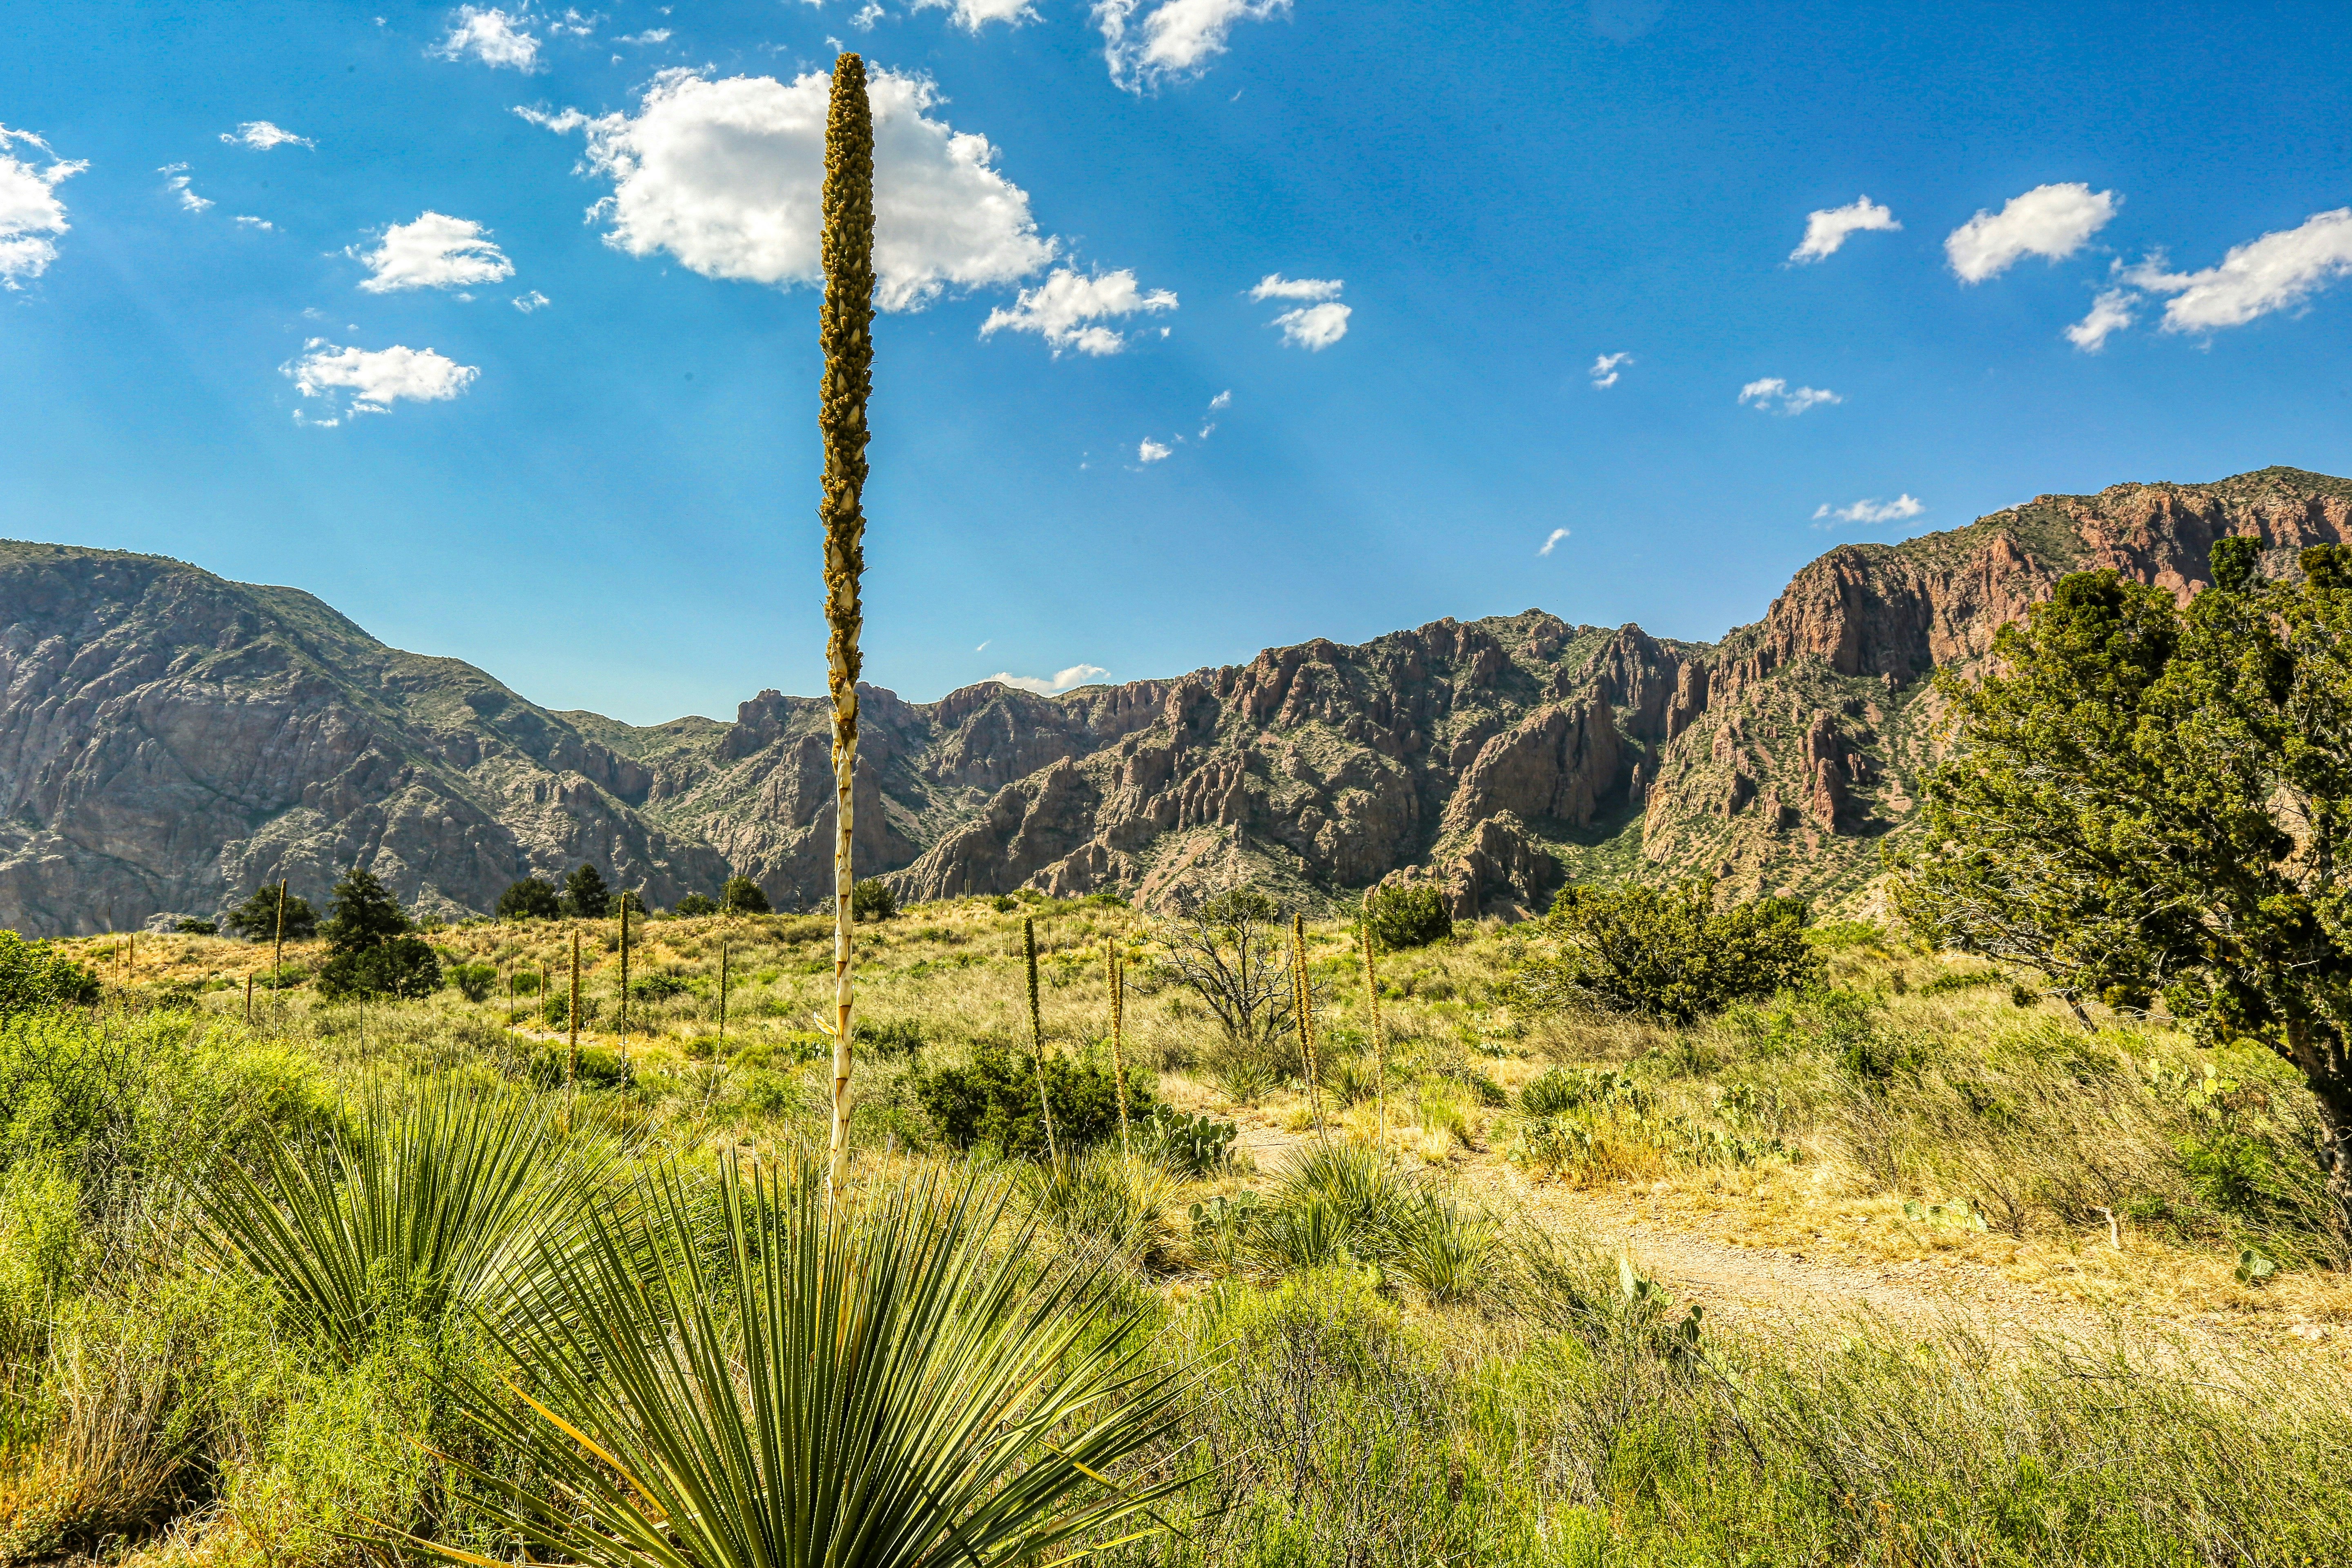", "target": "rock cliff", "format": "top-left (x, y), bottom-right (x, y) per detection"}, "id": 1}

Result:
top-left (4, 465), bottom-right (2346, 935)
